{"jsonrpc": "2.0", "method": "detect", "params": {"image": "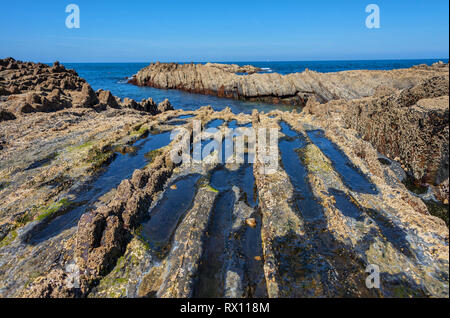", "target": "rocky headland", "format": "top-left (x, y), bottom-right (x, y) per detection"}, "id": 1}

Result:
top-left (0, 58), bottom-right (448, 298)
top-left (130, 61), bottom-right (448, 106)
